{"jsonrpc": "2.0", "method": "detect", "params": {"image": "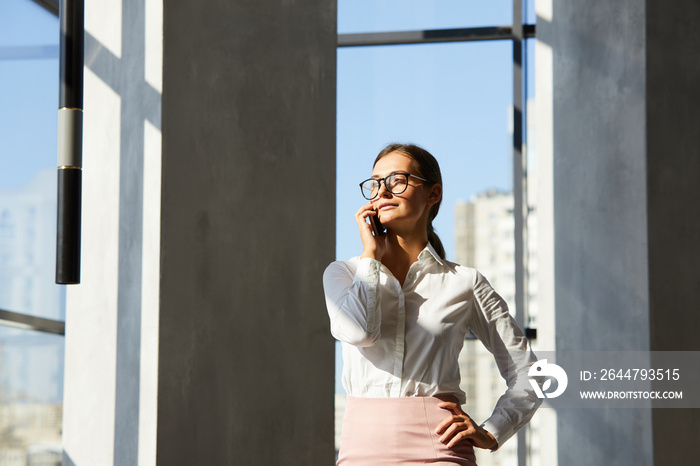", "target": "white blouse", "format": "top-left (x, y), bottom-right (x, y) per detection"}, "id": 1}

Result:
top-left (322, 243), bottom-right (541, 447)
